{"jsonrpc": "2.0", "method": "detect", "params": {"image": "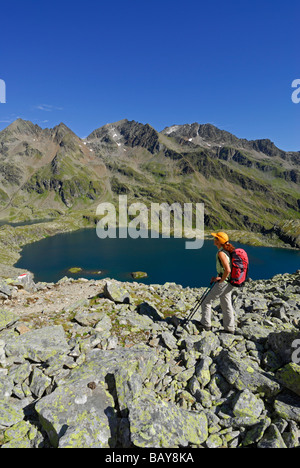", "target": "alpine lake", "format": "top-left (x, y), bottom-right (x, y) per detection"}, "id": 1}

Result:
top-left (15, 228), bottom-right (300, 287)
